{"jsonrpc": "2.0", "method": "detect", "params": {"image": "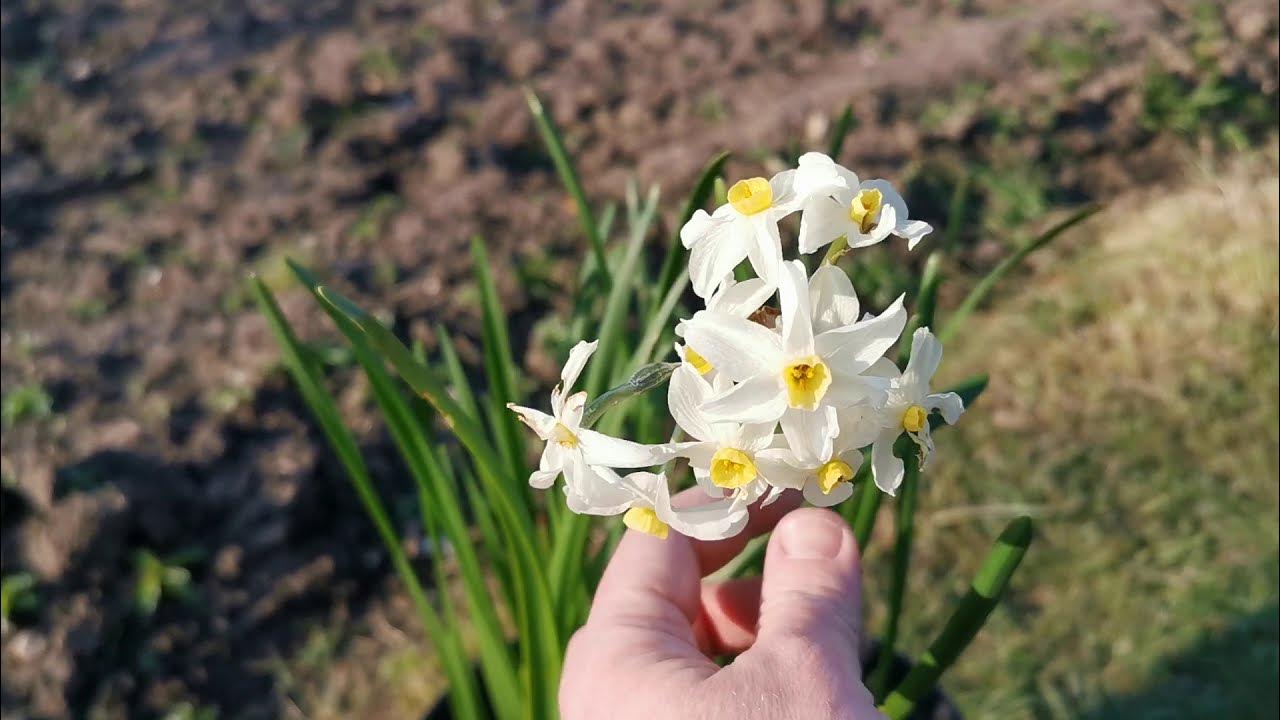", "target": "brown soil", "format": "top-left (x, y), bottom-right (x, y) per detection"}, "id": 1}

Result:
top-left (1, 1), bottom-right (1276, 718)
